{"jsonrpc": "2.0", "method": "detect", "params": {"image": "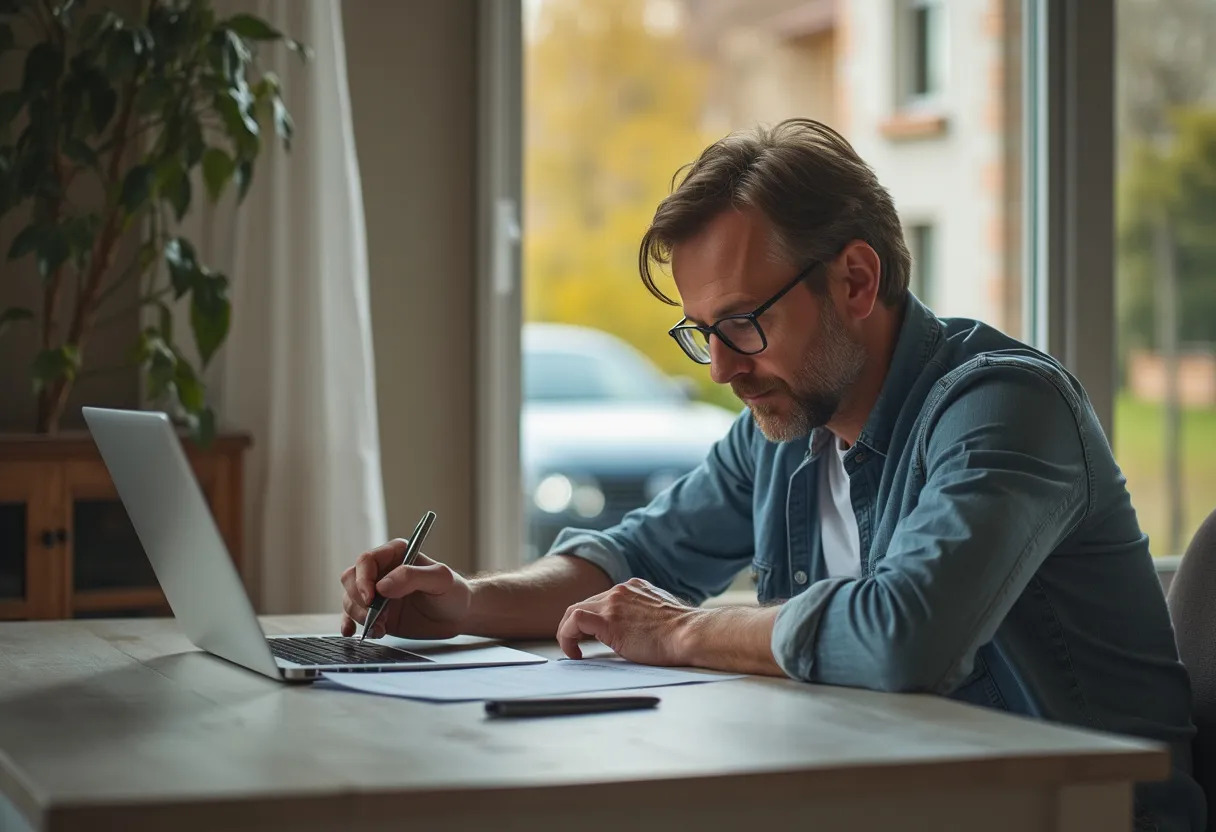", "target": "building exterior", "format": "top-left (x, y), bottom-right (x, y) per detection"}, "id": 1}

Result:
top-left (682, 0), bottom-right (1024, 334)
